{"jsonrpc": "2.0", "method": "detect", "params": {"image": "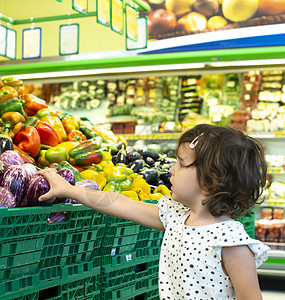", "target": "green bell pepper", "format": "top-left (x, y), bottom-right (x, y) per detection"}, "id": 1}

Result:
top-left (116, 166), bottom-right (134, 176)
top-left (68, 137), bottom-right (102, 158)
top-left (103, 181), bottom-right (121, 193)
top-left (107, 173), bottom-right (127, 183)
top-left (118, 178), bottom-right (133, 191)
top-left (45, 146), bottom-right (67, 164)
top-left (0, 98), bottom-right (24, 116)
top-left (25, 116), bottom-right (39, 127)
top-left (55, 160), bottom-right (83, 182)
top-left (35, 108), bottom-right (56, 119)
top-left (37, 150), bottom-right (50, 168)
top-left (73, 150), bottom-right (103, 166)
